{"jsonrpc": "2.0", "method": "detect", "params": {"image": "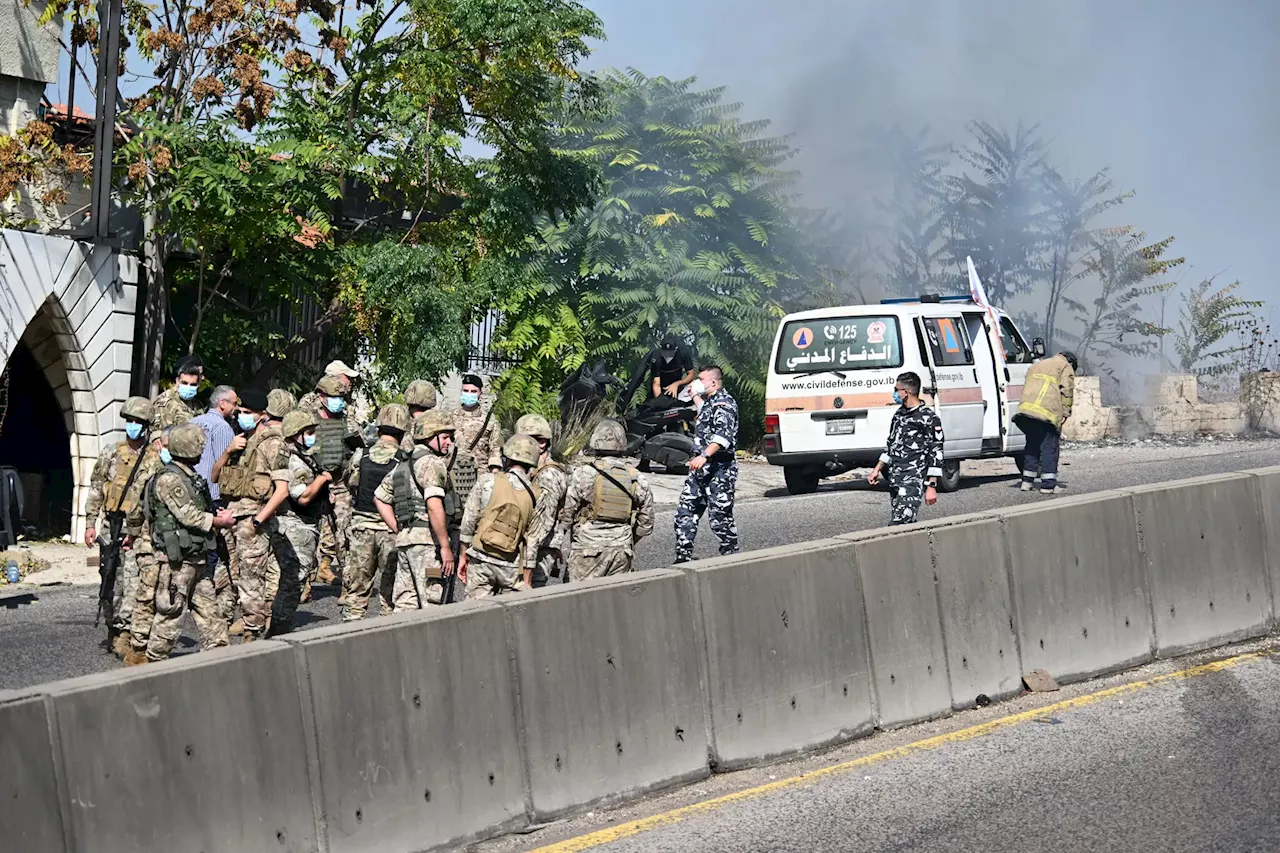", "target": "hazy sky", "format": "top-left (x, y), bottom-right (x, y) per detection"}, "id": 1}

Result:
top-left (587, 0), bottom-right (1279, 304)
